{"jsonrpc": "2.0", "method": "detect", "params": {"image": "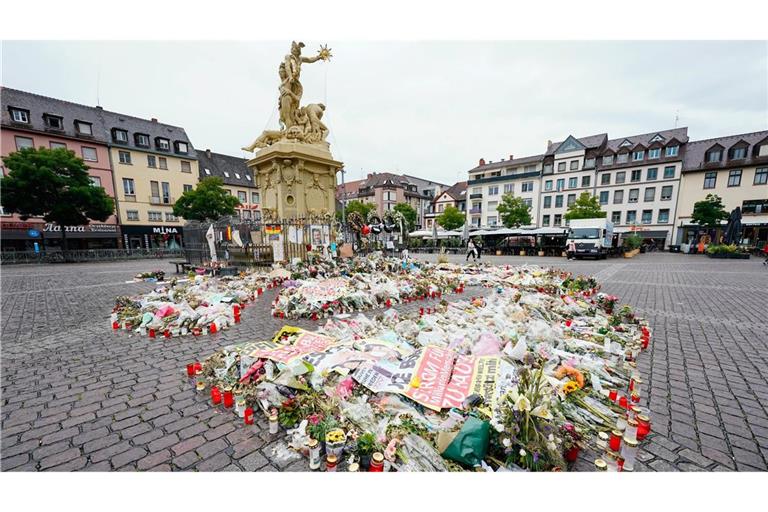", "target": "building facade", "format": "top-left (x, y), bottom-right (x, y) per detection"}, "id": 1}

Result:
top-left (197, 149), bottom-right (260, 222)
top-left (1, 87), bottom-right (120, 250)
top-left (427, 181), bottom-right (467, 229)
top-left (401, 175), bottom-right (449, 229)
top-left (467, 155), bottom-right (543, 228)
top-left (676, 130), bottom-right (768, 246)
